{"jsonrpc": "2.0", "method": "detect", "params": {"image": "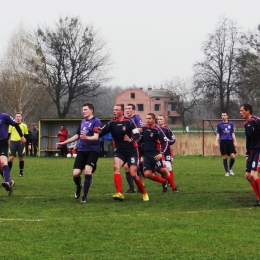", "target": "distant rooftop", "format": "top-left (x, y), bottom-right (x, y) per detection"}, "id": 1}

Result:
top-left (146, 88), bottom-right (175, 98)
